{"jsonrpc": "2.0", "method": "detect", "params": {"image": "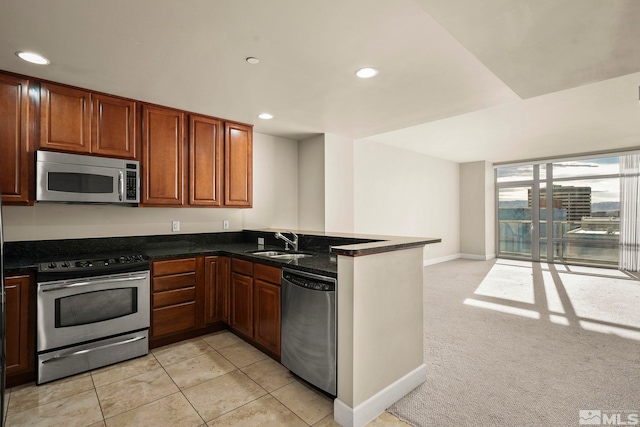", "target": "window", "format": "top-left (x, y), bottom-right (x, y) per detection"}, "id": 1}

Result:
top-left (496, 156), bottom-right (620, 267)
